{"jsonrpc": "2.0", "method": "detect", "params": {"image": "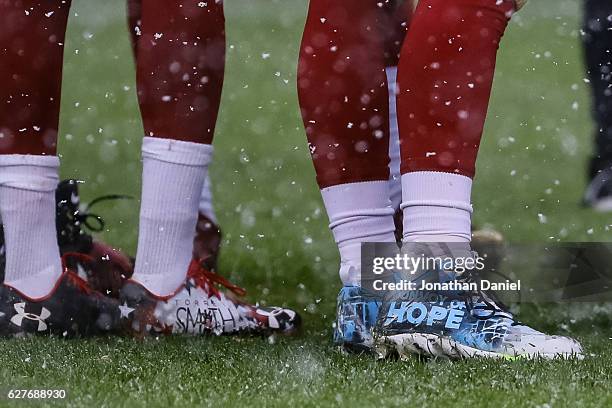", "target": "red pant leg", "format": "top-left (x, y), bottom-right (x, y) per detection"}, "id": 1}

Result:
top-left (0, 0), bottom-right (71, 155)
top-left (397, 0), bottom-right (514, 178)
top-left (136, 0), bottom-right (225, 144)
top-left (298, 0), bottom-right (392, 188)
